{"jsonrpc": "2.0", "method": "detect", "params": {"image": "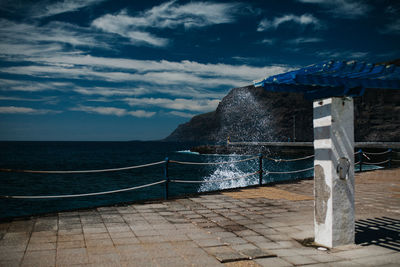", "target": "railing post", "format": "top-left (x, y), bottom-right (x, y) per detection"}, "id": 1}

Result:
top-left (358, 149), bottom-right (363, 172)
top-left (164, 157), bottom-right (169, 200)
top-left (388, 148), bottom-right (392, 169)
top-left (258, 154), bottom-right (263, 186)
